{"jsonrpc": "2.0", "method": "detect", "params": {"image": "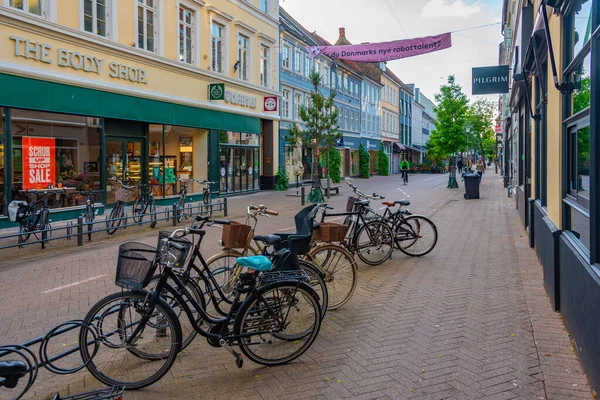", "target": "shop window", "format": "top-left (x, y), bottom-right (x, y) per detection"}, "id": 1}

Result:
top-left (178, 5), bottom-right (195, 64)
top-left (211, 22), bottom-right (224, 73)
top-left (165, 126), bottom-right (203, 195)
top-left (260, 44), bottom-right (270, 87)
top-left (137, 0), bottom-right (158, 52)
top-left (83, 0), bottom-right (108, 37)
top-left (10, 109), bottom-right (101, 209)
top-left (218, 131), bottom-right (260, 193)
top-left (573, 52), bottom-right (592, 114)
top-left (0, 108), bottom-right (4, 215)
top-left (238, 34), bottom-right (250, 81)
top-left (573, 0), bottom-right (593, 56)
top-left (8, 0), bottom-right (44, 16)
